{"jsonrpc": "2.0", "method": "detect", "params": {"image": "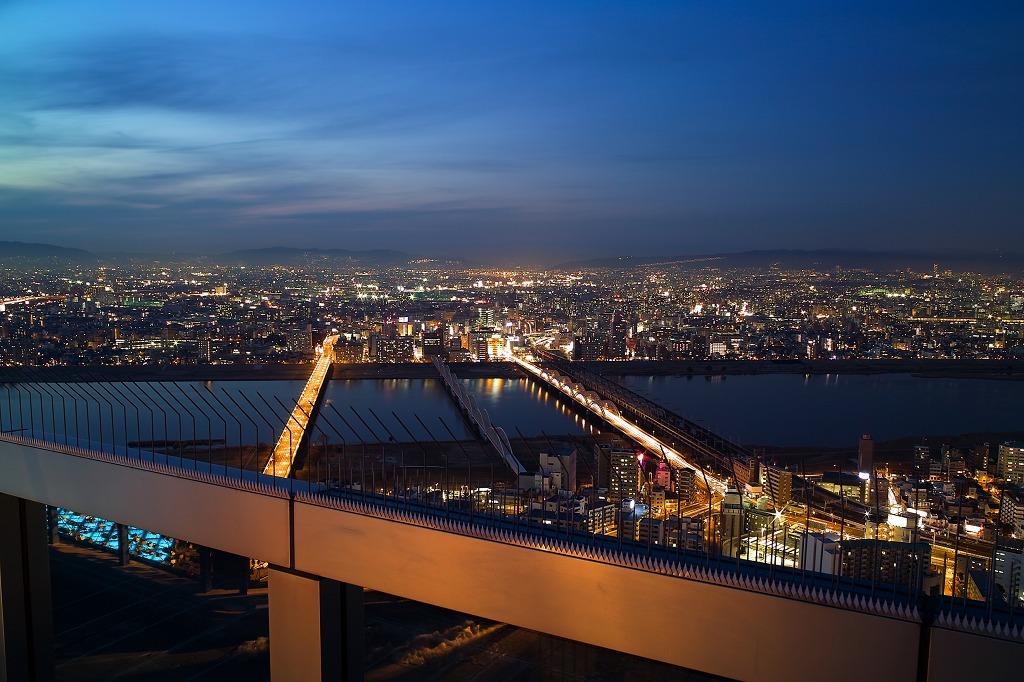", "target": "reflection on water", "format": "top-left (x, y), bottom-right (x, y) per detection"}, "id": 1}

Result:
top-left (7, 374), bottom-right (1017, 450)
top-left (0, 380), bottom-right (304, 450)
top-left (1, 377), bottom-right (597, 450)
top-left (623, 373), bottom-right (1024, 447)
top-left (322, 378), bottom-right (596, 443)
